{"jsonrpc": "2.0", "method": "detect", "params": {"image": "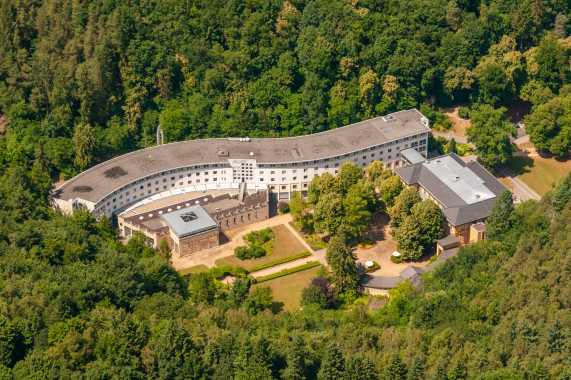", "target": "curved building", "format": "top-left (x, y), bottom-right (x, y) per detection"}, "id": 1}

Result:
top-left (52, 109), bottom-right (430, 219)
